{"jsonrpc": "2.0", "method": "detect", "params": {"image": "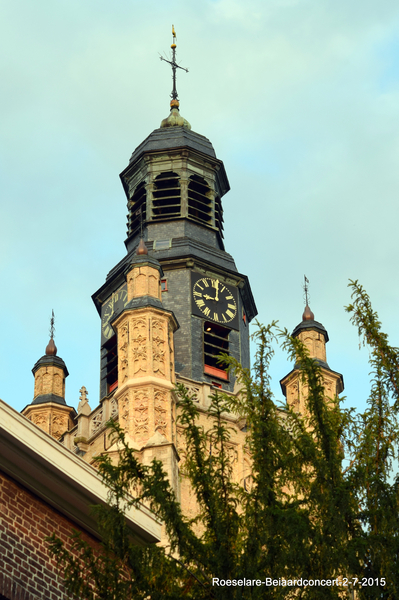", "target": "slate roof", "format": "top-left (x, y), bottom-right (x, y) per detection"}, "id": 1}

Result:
top-left (128, 127), bottom-right (217, 165)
